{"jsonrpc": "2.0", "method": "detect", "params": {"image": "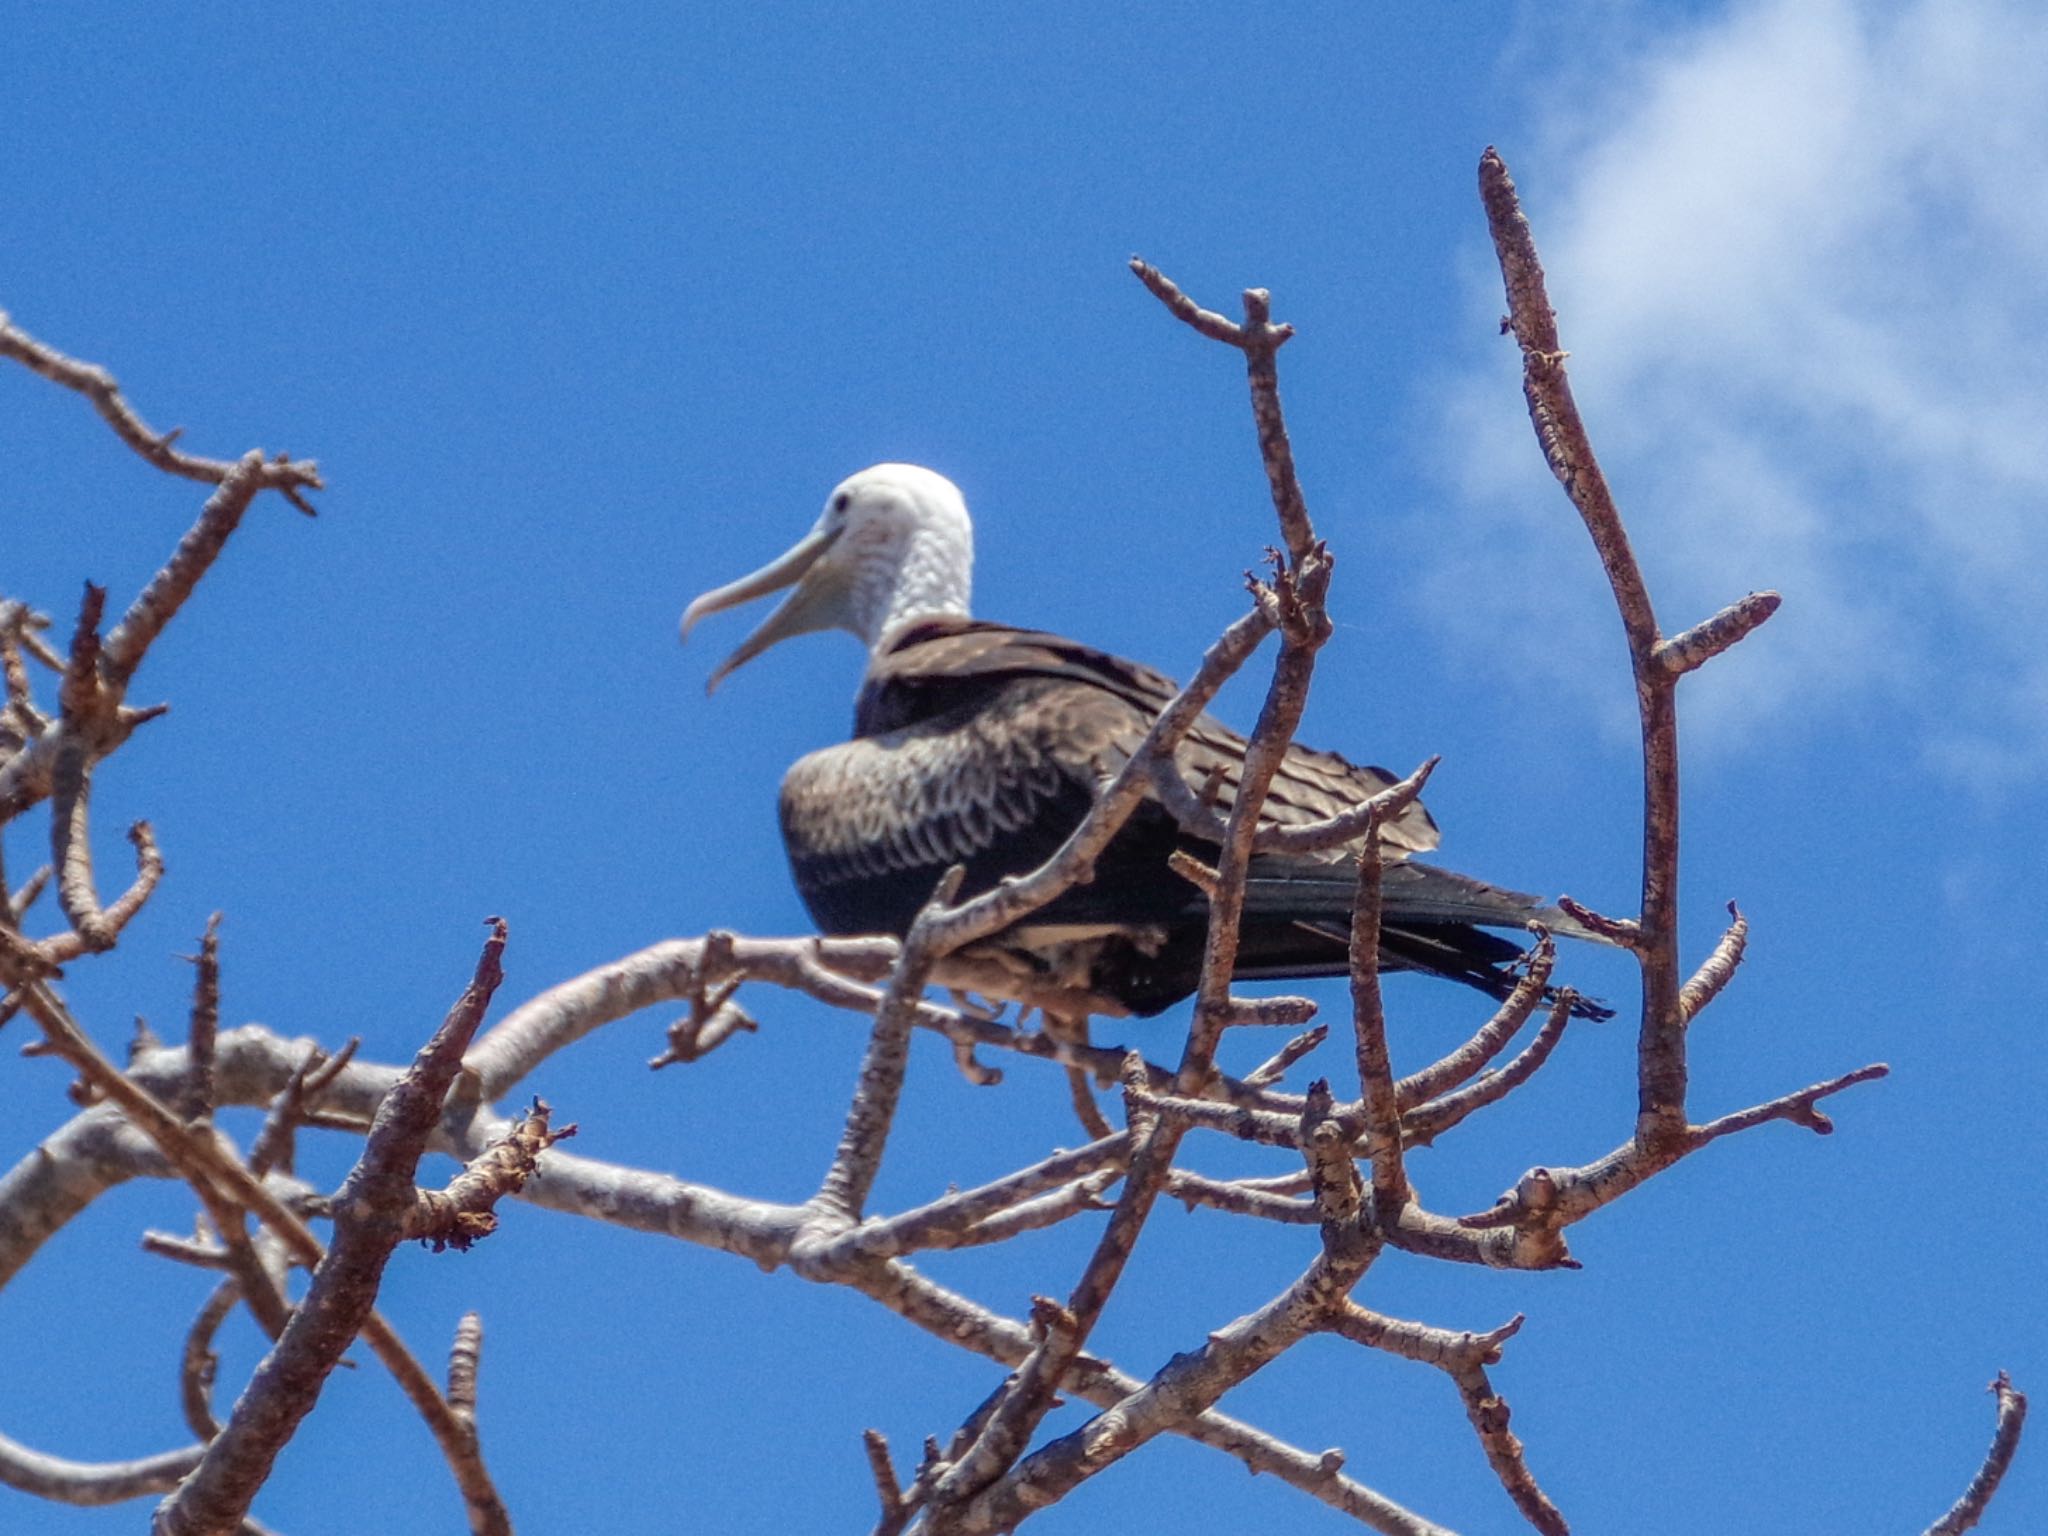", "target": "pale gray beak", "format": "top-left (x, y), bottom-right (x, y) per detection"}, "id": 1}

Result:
top-left (680, 524), bottom-right (845, 693)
